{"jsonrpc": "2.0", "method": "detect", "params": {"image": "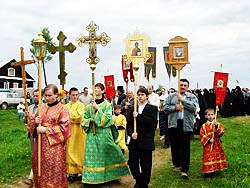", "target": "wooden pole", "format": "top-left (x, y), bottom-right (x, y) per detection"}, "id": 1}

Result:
top-left (126, 82), bottom-right (128, 94)
top-left (210, 105), bottom-right (218, 152)
top-left (91, 64), bottom-right (96, 135)
top-left (177, 69), bottom-right (181, 104)
top-left (91, 69), bottom-right (95, 99)
top-left (20, 49), bottom-right (29, 124)
top-left (37, 59), bottom-right (43, 176)
top-left (133, 69), bottom-right (138, 133)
